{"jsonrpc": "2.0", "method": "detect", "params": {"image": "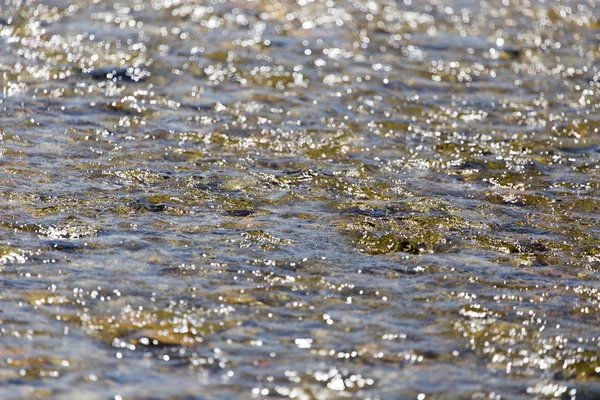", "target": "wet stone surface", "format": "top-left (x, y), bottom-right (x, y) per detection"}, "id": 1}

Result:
top-left (1, 0), bottom-right (600, 399)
